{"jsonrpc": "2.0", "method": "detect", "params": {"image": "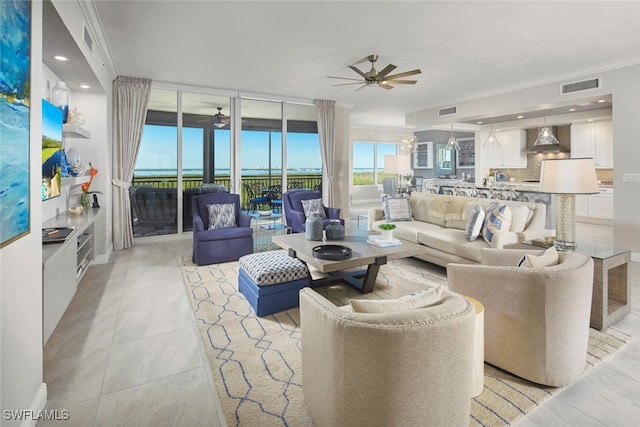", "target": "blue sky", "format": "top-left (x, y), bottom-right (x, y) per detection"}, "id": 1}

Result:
top-left (352, 141), bottom-right (397, 170)
top-left (137, 125), bottom-right (322, 170)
